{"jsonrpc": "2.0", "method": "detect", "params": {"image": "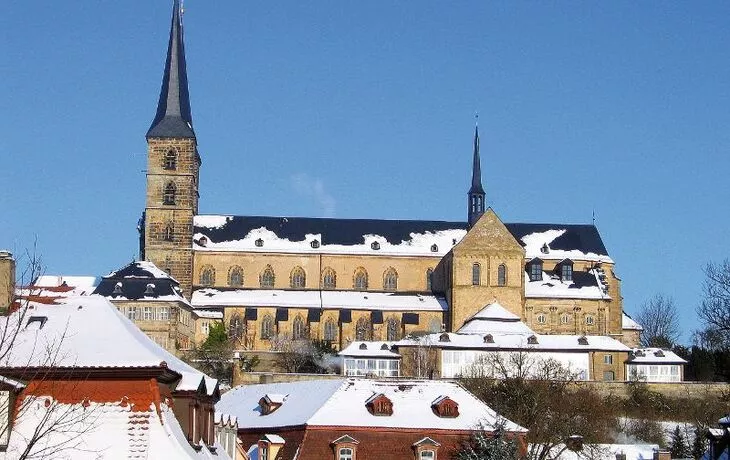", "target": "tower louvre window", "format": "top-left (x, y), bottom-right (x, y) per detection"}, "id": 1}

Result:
top-left (164, 223), bottom-right (174, 242)
top-left (164, 148), bottom-right (178, 170)
top-left (163, 182), bottom-right (176, 205)
top-left (472, 263), bottom-right (481, 286)
top-left (497, 264), bottom-right (507, 286)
